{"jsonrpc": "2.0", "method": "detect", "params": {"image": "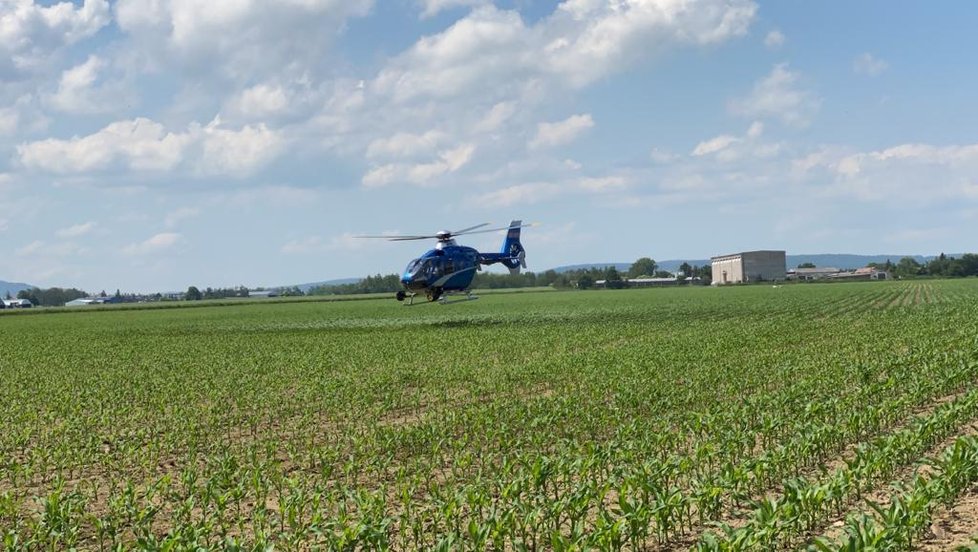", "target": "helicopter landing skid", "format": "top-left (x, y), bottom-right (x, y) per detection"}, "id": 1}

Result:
top-left (437, 291), bottom-right (479, 305)
top-left (399, 292), bottom-right (435, 307)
